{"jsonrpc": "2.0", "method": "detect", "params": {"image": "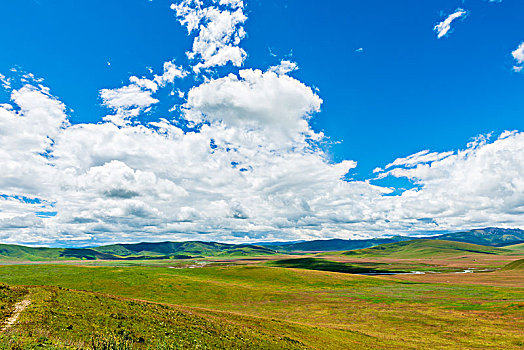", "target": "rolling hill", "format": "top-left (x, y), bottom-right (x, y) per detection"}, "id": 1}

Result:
top-left (0, 244), bottom-right (118, 261)
top-left (502, 259), bottom-right (524, 270)
top-left (93, 241), bottom-right (276, 258)
top-left (0, 227), bottom-right (522, 262)
top-left (502, 242), bottom-right (524, 251)
top-left (0, 241), bottom-right (276, 261)
top-left (342, 239), bottom-right (507, 258)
